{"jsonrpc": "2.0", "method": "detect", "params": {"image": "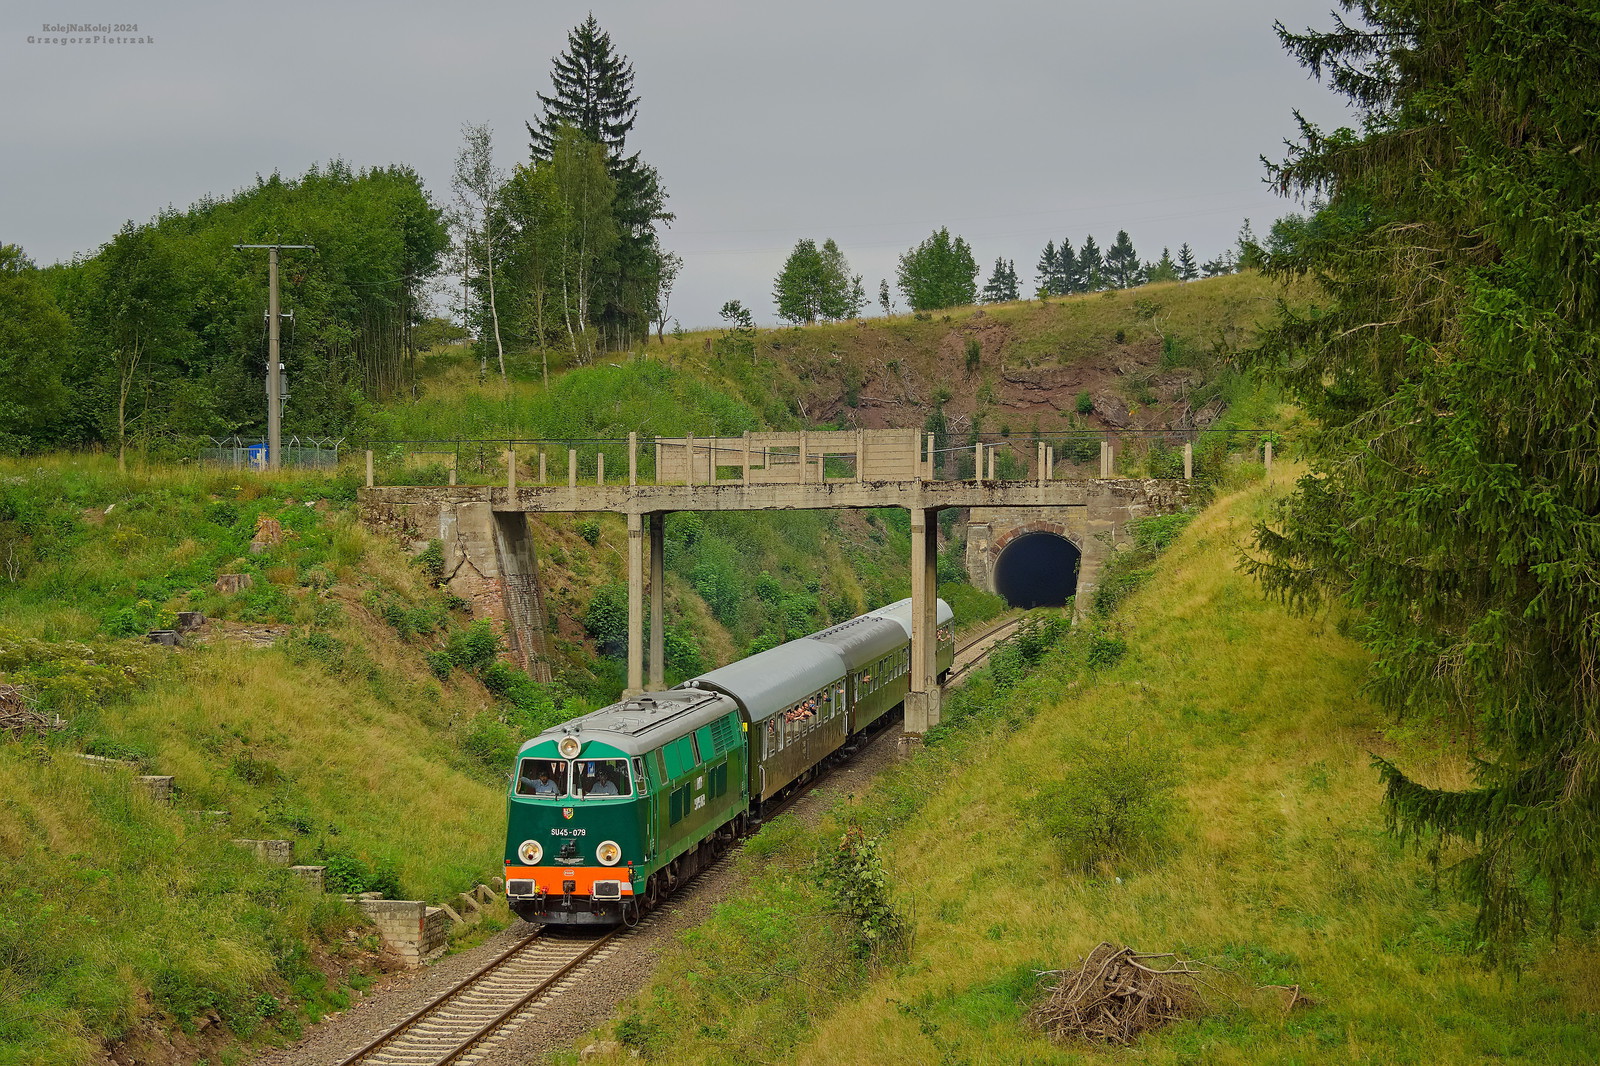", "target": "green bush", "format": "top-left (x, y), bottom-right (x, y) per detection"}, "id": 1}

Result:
top-left (577, 519), bottom-right (602, 546)
top-left (818, 823), bottom-right (910, 962)
top-left (1030, 730), bottom-right (1179, 872)
top-left (413, 539), bottom-right (444, 583)
top-left (582, 583), bottom-right (628, 658)
top-left (445, 620), bottom-right (502, 673)
top-left (1076, 390), bottom-right (1095, 415)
